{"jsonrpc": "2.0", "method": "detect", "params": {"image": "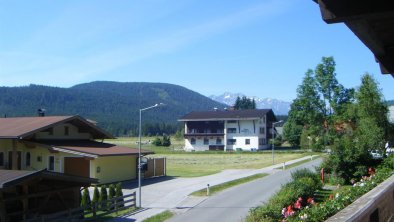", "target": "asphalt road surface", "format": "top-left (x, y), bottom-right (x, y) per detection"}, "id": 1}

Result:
top-left (168, 158), bottom-right (322, 222)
